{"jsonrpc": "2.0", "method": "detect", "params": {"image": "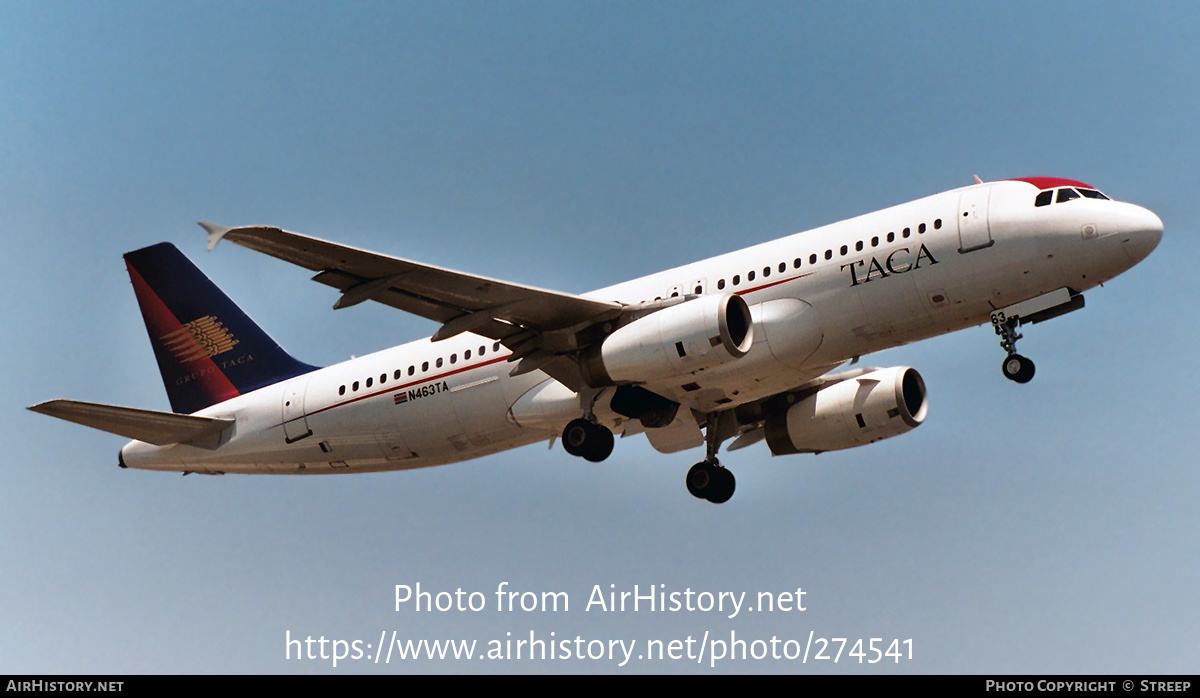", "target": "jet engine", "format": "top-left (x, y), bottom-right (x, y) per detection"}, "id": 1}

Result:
top-left (764, 366), bottom-right (927, 454)
top-left (580, 293), bottom-right (753, 386)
